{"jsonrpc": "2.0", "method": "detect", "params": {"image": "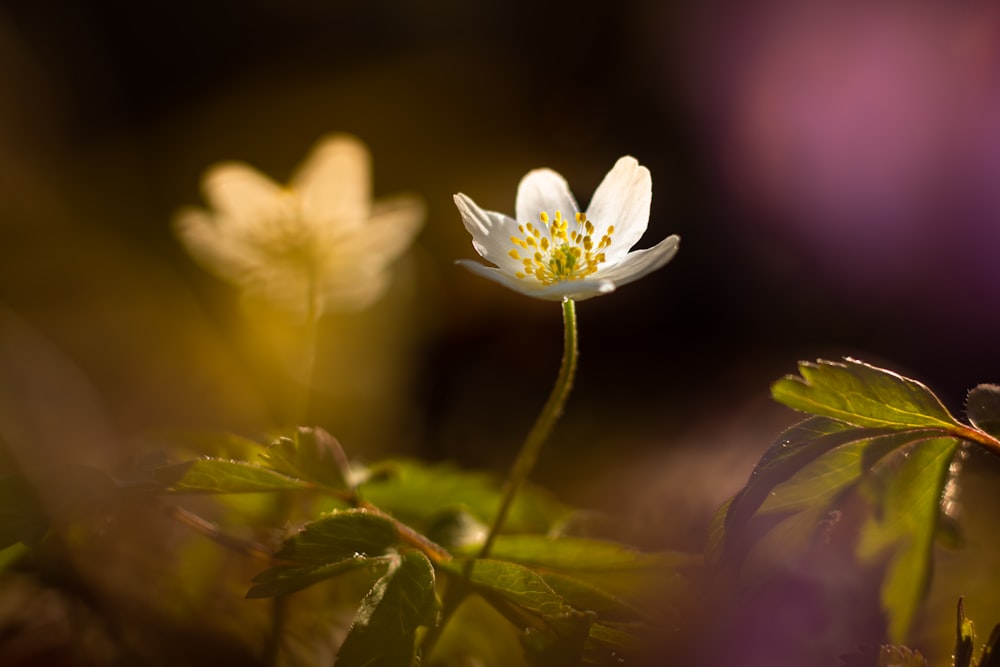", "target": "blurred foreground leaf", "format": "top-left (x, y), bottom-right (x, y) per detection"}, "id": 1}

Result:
top-left (154, 458), bottom-right (312, 493)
